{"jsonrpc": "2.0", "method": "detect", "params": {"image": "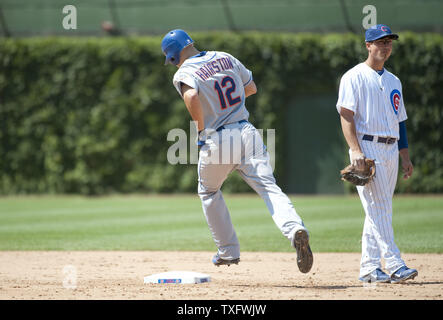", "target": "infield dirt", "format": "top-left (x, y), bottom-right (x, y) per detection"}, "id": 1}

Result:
top-left (0, 251), bottom-right (442, 300)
